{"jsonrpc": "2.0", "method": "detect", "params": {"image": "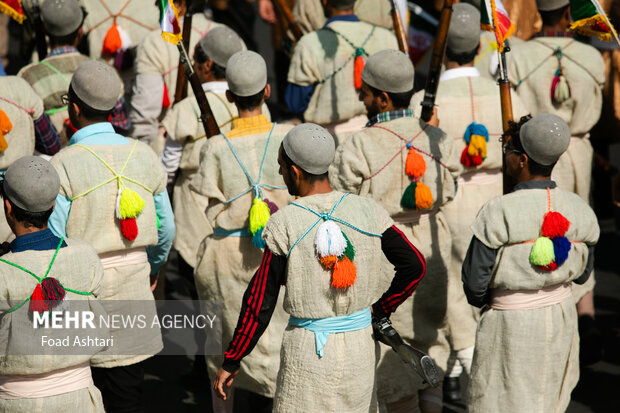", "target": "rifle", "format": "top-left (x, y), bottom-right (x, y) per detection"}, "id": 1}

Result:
top-left (272, 0), bottom-right (303, 41)
top-left (177, 41), bottom-right (220, 137)
top-left (390, 0), bottom-right (409, 56)
top-left (373, 317), bottom-right (440, 388)
top-left (420, 0), bottom-right (454, 122)
top-left (173, 8), bottom-right (193, 103)
top-left (497, 40), bottom-right (514, 194)
top-left (31, 0), bottom-right (48, 61)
